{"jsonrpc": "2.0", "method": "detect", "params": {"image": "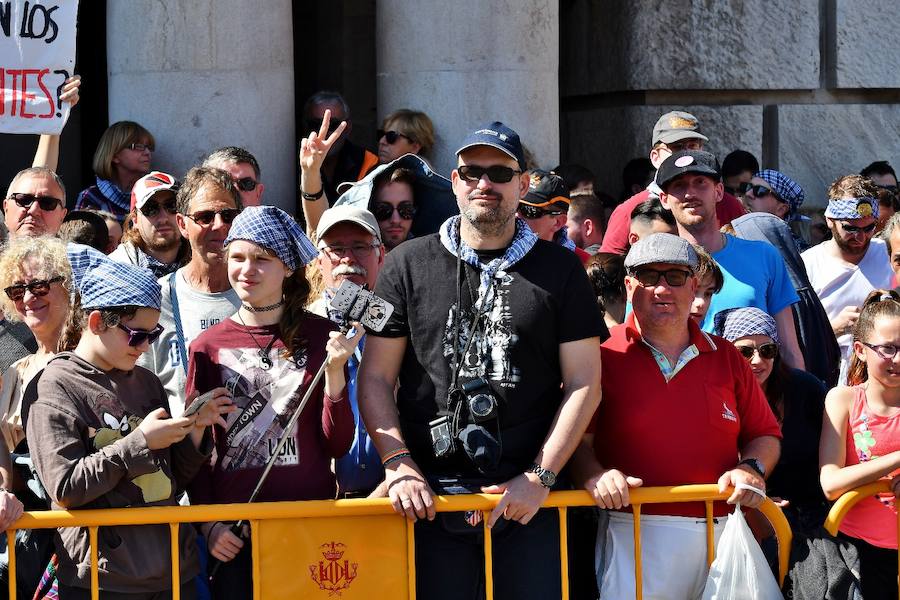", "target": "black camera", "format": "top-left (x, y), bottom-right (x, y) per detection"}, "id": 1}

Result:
top-left (462, 378), bottom-right (498, 423)
top-left (429, 415), bottom-right (455, 458)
